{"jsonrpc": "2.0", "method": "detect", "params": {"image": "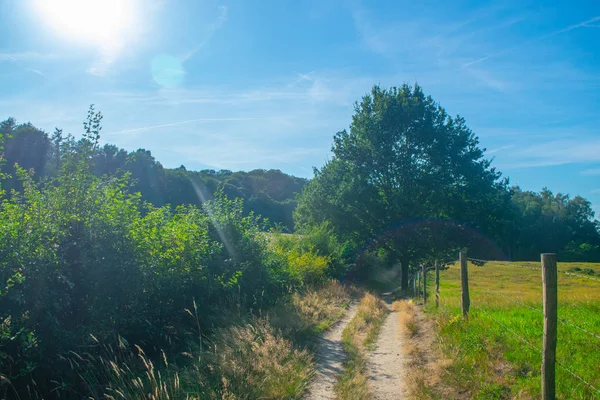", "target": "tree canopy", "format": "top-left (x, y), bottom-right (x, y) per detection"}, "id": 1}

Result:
top-left (295, 84), bottom-right (598, 288)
